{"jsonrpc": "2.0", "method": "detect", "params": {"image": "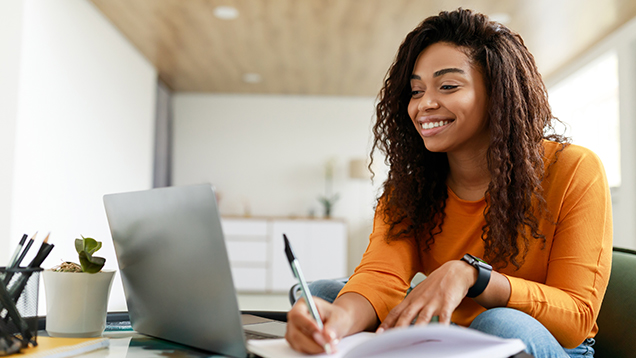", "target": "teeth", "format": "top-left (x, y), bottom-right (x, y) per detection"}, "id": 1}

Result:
top-left (421, 120), bottom-right (450, 129)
